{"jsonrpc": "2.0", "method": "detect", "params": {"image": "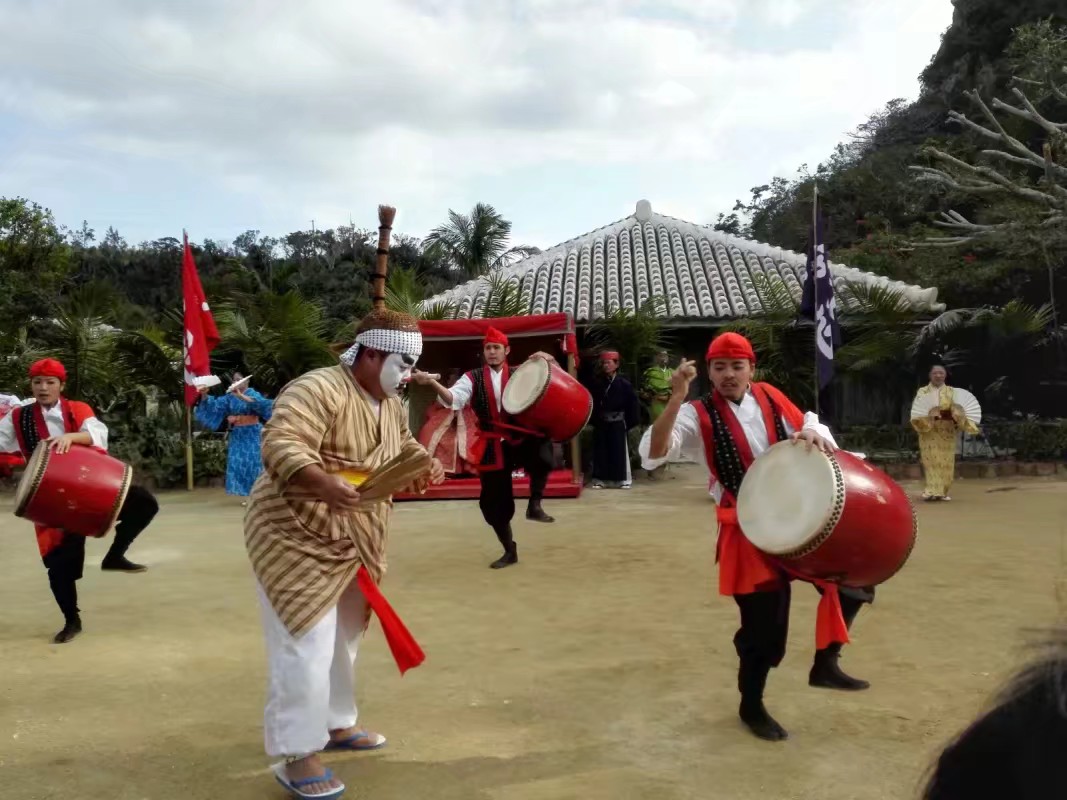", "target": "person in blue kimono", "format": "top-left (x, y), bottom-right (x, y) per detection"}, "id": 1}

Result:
top-left (195, 372), bottom-right (273, 498)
